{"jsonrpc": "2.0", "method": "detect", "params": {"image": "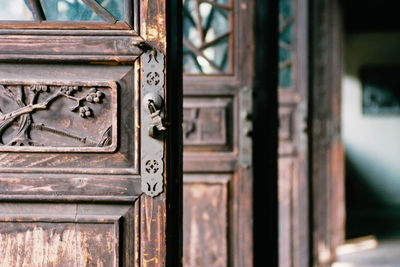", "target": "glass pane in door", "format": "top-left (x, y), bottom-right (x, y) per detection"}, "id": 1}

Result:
top-left (0, 0), bottom-right (33, 20)
top-left (40, 0), bottom-right (102, 21)
top-left (40, 0), bottom-right (124, 21)
top-left (183, 0), bottom-right (232, 74)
